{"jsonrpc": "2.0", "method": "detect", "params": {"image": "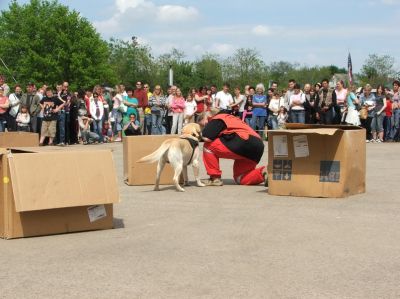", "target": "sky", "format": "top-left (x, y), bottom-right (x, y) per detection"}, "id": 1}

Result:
top-left (1, 0), bottom-right (400, 72)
